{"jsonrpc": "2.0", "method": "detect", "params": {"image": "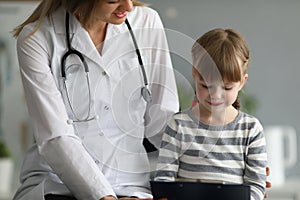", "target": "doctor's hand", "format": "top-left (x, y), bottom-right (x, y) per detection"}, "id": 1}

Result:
top-left (265, 167), bottom-right (272, 198)
top-left (100, 196), bottom-right (153, 200)
top-left (100, 195), bottom-right (117, 200)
